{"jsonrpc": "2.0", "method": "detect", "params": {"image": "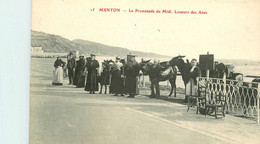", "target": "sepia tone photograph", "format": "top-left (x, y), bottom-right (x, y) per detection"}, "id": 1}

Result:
top-left (30, 0), bottom-right (260, 144)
